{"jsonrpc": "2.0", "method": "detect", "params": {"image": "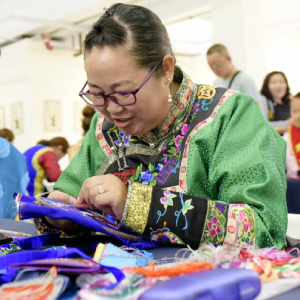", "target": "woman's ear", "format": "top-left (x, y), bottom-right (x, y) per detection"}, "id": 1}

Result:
top-left (162, 55), bottom-right (175, 83)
